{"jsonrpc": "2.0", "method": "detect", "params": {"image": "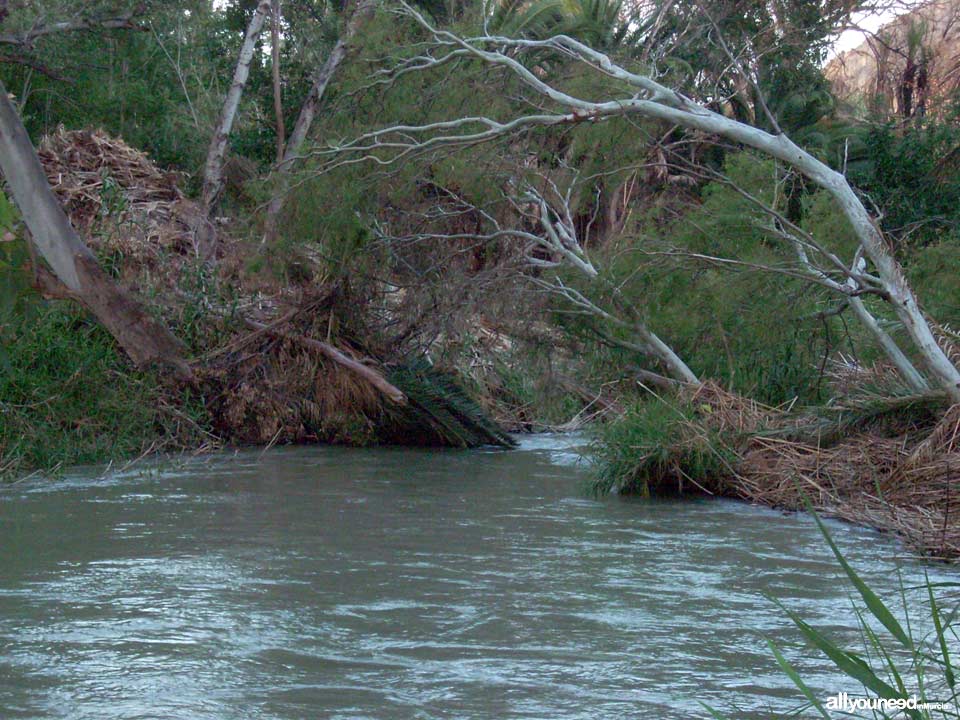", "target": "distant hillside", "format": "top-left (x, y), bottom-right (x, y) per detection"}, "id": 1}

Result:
top-left (826, 1), bottom-right (960, 118)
